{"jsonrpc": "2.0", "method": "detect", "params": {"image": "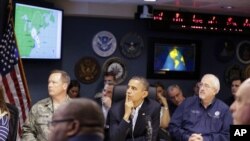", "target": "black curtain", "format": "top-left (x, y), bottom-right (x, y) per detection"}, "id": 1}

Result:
top-left (0, 0), bottom-right (8, 40)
